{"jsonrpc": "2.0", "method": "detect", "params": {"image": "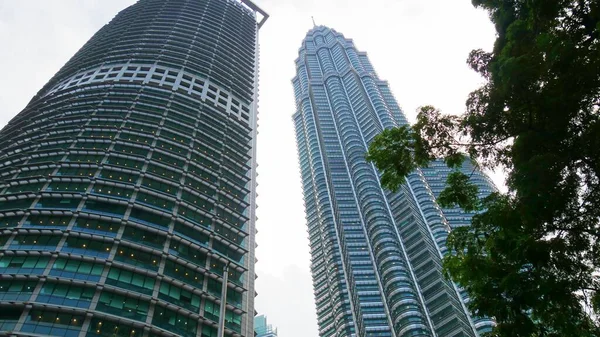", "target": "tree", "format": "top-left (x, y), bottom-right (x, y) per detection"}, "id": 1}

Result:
top-left (366, 1), bottom-right (600, 336)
